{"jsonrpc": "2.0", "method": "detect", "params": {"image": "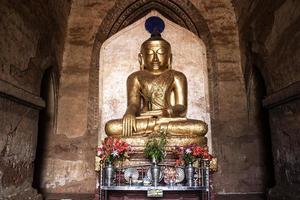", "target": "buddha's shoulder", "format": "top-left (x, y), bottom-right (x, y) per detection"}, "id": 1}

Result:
top-left (127, 70), bottom-right (186, 79)
top-left (171, 70), bottom-right (187, 79)
top-left (127, 71), bottom-right (143, 81)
